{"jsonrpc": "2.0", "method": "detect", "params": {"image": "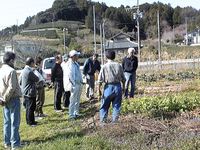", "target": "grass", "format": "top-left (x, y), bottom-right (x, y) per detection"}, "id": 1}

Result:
top-left (0, 89), bottom-right (122, 150)
top-left (0, 86), bottom-right (199, 149)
